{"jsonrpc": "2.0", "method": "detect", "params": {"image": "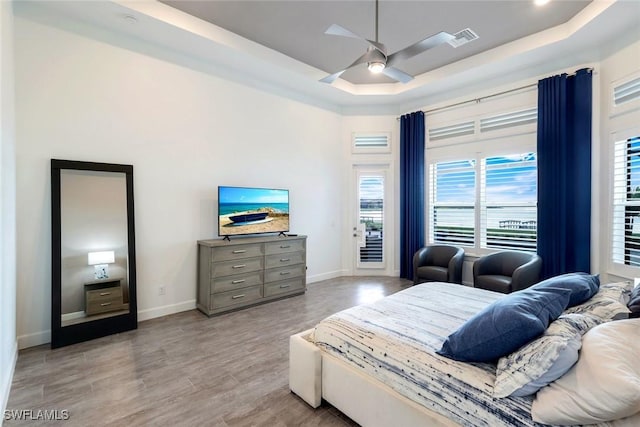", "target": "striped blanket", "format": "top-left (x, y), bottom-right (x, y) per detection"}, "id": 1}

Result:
top-left (312, 282), bottom-right (540, 427)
